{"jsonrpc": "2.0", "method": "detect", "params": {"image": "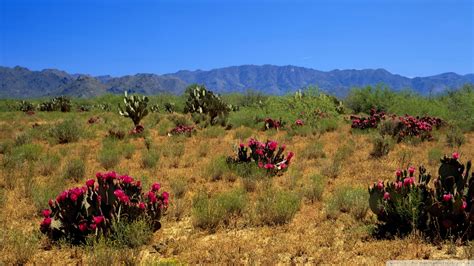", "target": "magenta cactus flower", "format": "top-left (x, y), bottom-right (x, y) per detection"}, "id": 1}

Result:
top-left (376, 180), bottom-right (384, 190)
top-left (86, 179), bottom-right (95, 188)
top-left (41, 217), bottom-right (51, 228)
top-left (151, 183), bottom-right (161, 192)
top-left (408, 166), bottom-right (415, 175)
top-left (442, 194), bottom-right (453, 202)
top-left (452, 152), bottom-right (460, 160)
top-left (42, 209), bottom-right (51, 218)
top-left (138, 202), bottom-right (146, 209)
top-left (396, 169), bottom-right (402, 177)
top-left (383, 192), bottom-right (390, 200)
top-left (462, 200), bottom-right (467, 210)
top-left (93, 216), bottom-right (105, 225)
top-left (79, 223), bottom-right (88, 232)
